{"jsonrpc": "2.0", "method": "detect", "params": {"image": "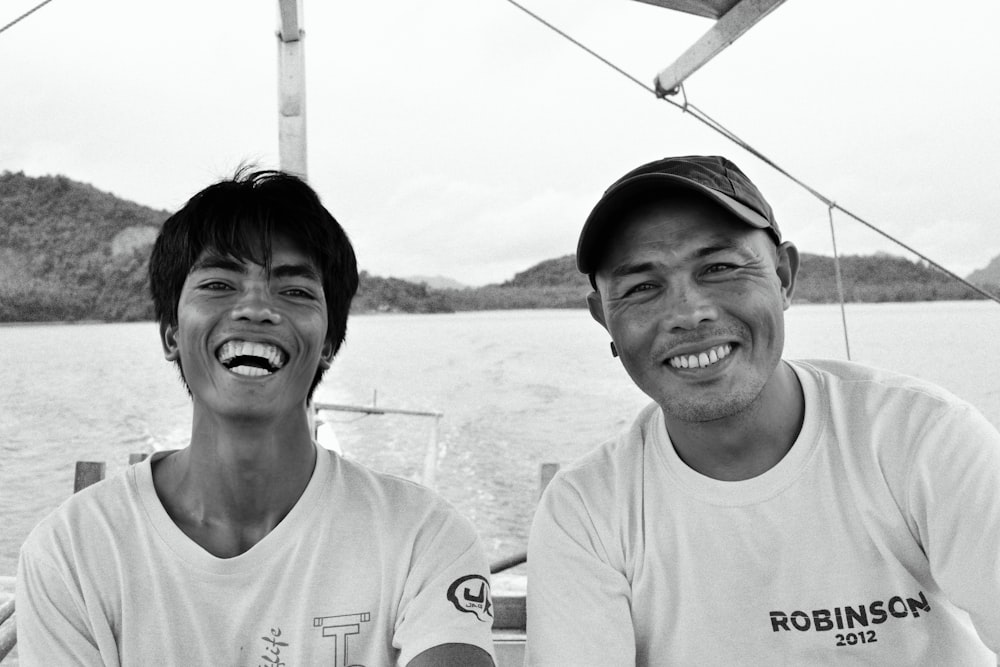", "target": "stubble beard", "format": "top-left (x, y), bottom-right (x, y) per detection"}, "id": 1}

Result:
top-left (657, 373), bottom-right (768, 425)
